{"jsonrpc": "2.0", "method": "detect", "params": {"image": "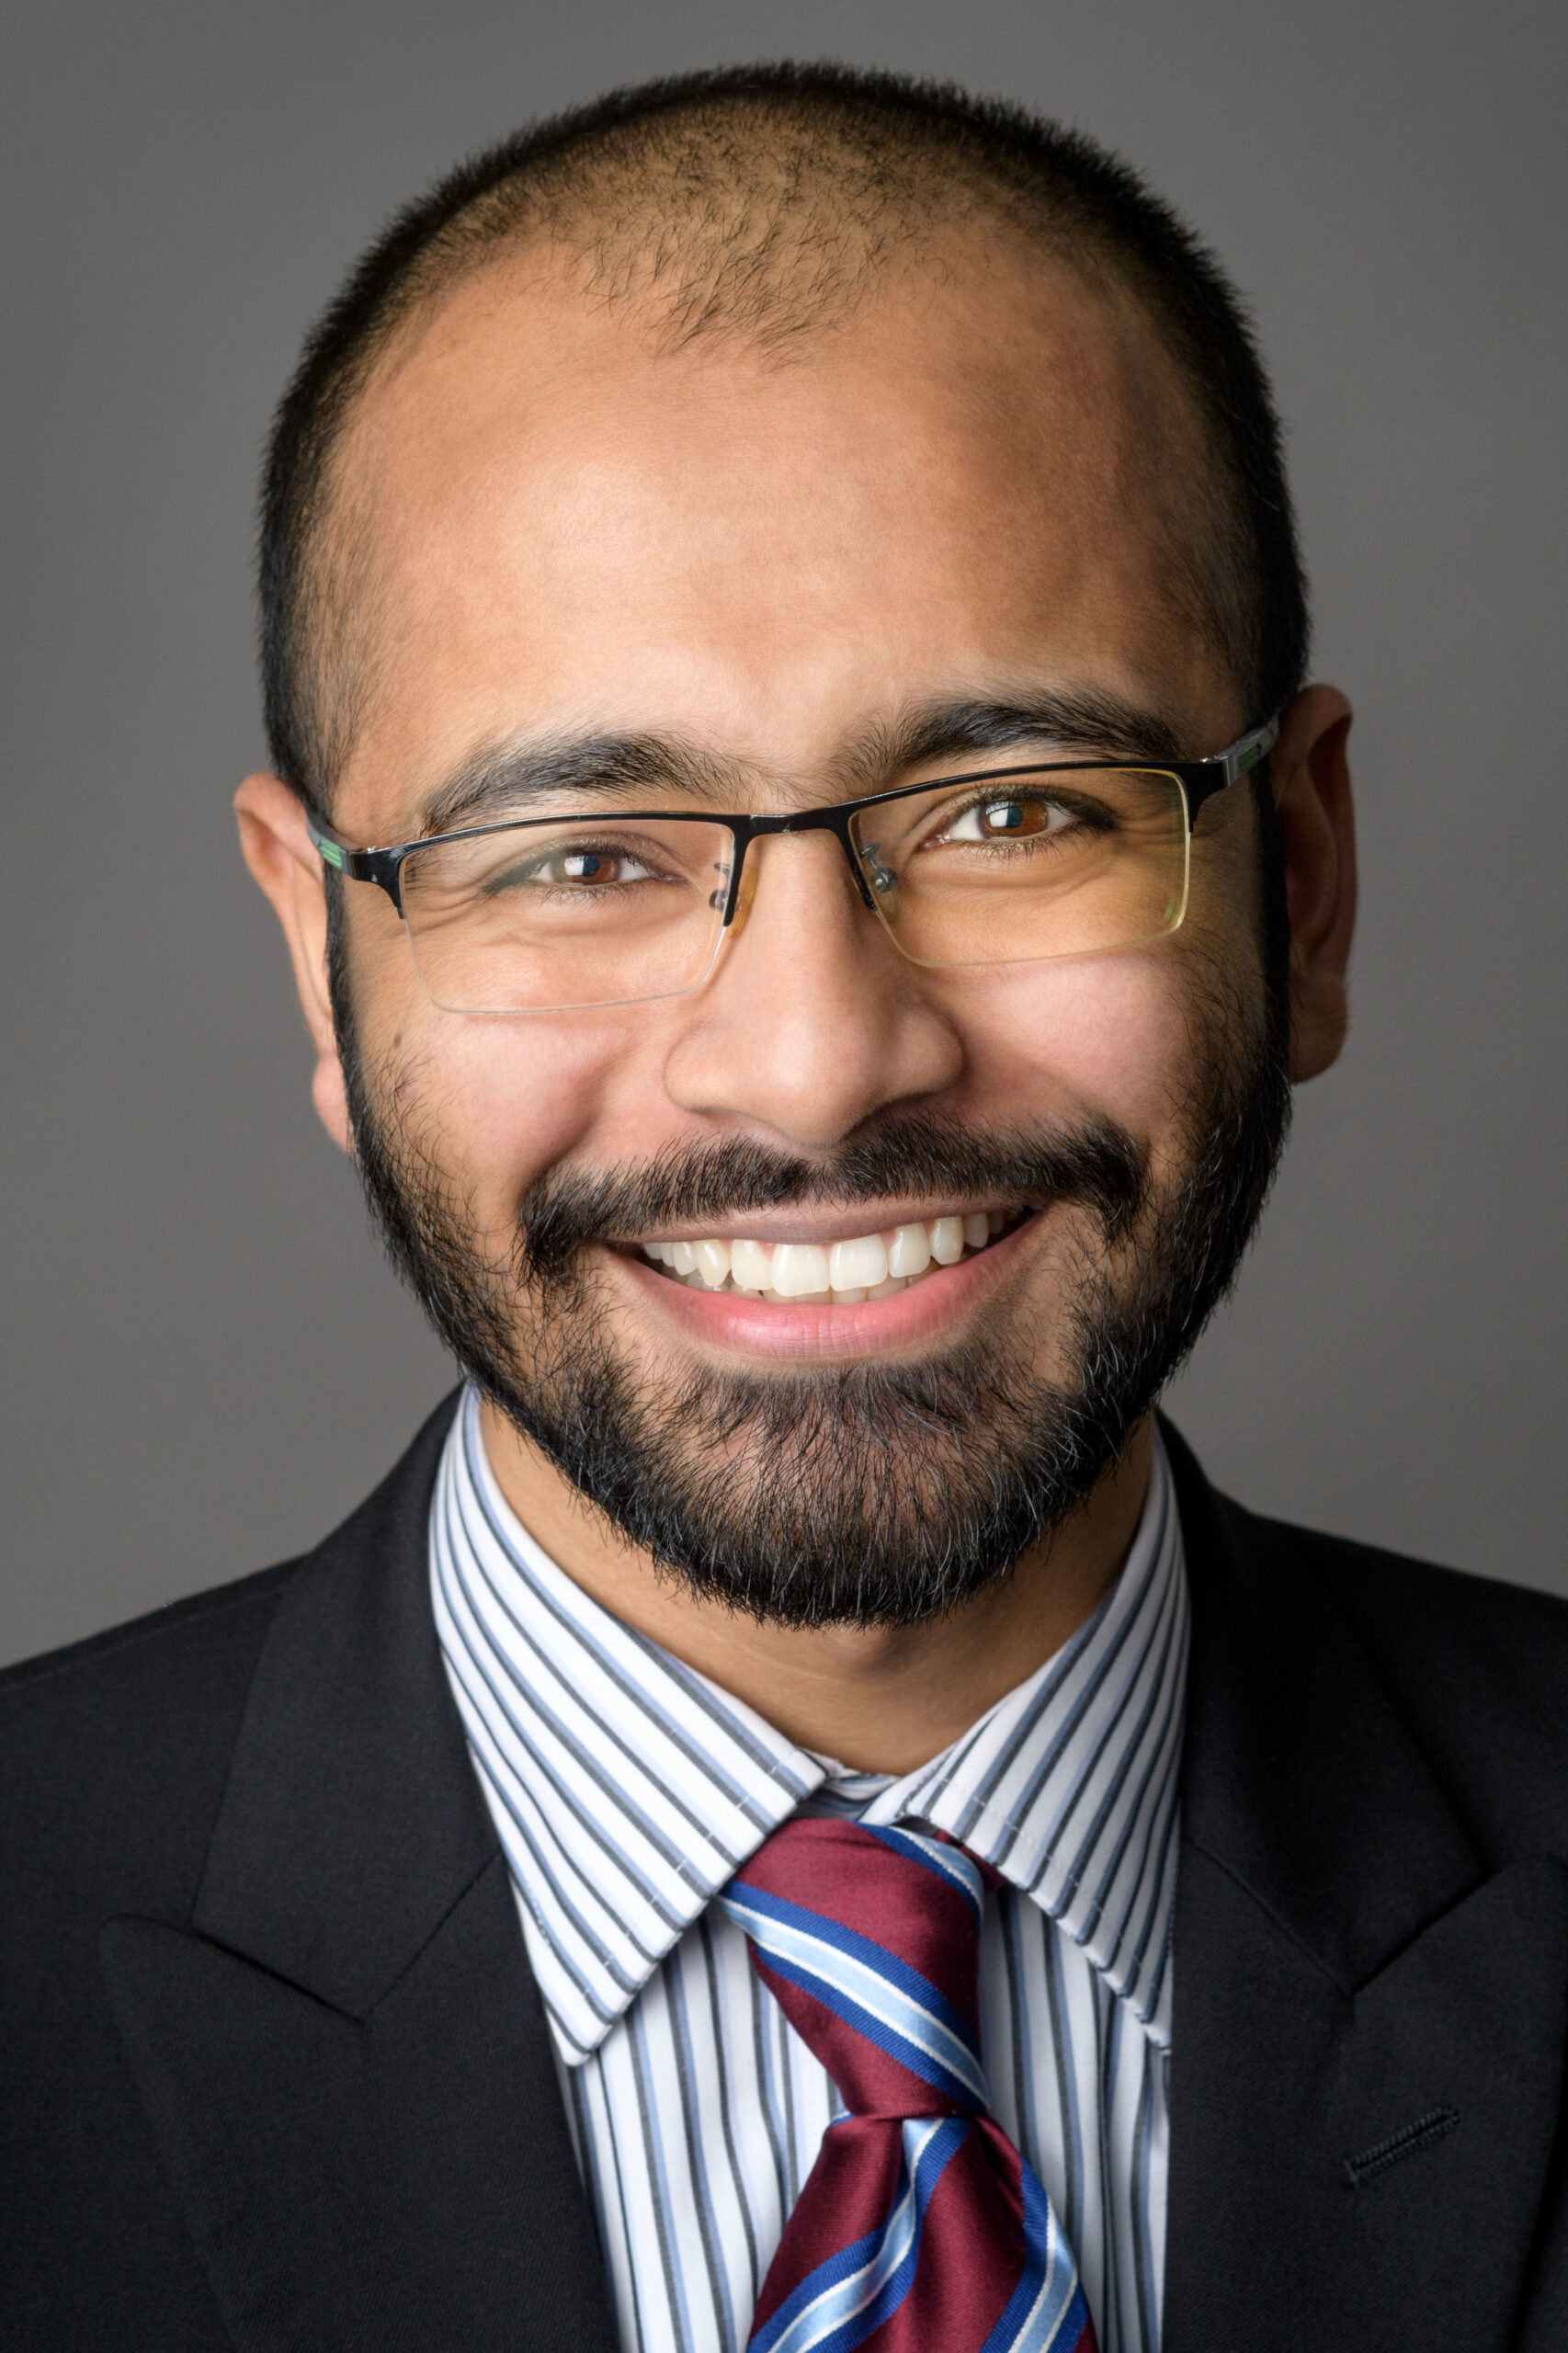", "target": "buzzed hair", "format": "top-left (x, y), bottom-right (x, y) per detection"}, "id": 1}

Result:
top-left (260, 61), bottom-right (1308, 811)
